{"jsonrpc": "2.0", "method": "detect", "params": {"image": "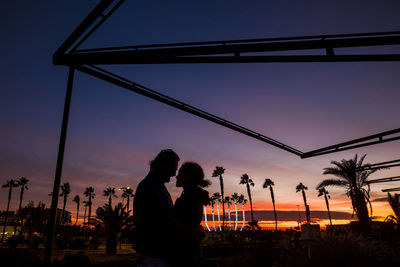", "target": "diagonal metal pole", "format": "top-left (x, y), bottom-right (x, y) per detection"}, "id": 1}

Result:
top-left (44, 67), bottom-right (75, 265)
